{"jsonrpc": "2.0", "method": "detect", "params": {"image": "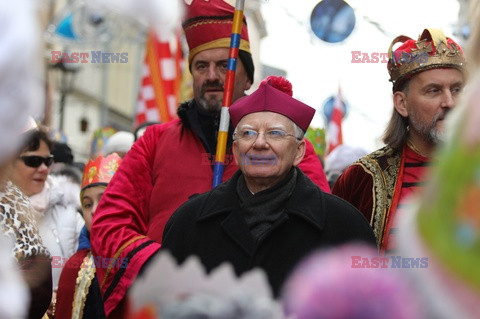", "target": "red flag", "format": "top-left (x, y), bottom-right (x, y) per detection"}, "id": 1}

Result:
top-left (135, 31), bottom-right (182, 126)
top-left (326, 86), bottom-right (344, 154)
